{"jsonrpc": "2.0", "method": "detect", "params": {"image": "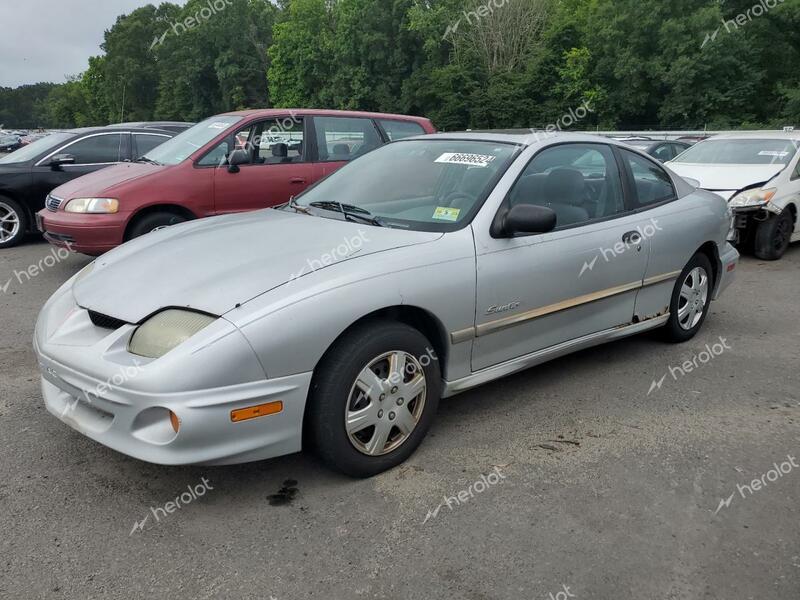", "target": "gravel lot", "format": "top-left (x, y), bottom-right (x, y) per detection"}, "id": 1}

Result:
top-left (1, 238), bottom-right (799, 600)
